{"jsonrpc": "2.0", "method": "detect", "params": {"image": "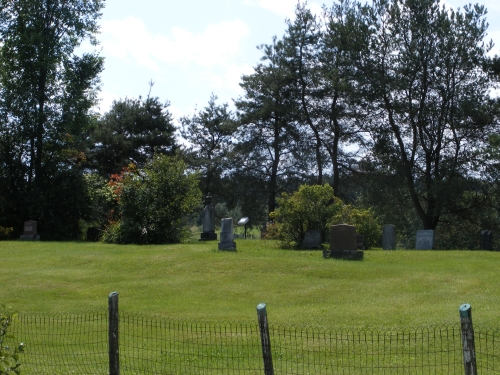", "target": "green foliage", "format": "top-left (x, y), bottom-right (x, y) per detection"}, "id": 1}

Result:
top-left (80, 173), bottom-right (116, 238)
top-left (89, 94), bottom-right (177, 176)
top-left (0, 0), bottom-right (104, 239)
top-left (335, 206), bottom-right (381, 248)
top-left (34, 170), bottom-right (92, 241)
top-left (269, 184), bottom-right (344, 247)
top-left (270, 184), bottom-right (381, 248)
top-left (0, 227), bottom-right (13, 240)
top-left (101, 155), bottom-right (201, 244)
top-left (0, 309), bottom-right (23, 375)
top-left (100, 221), bottom-right (122, 244)
top-left (179, 94), bottom-right (236, 196)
